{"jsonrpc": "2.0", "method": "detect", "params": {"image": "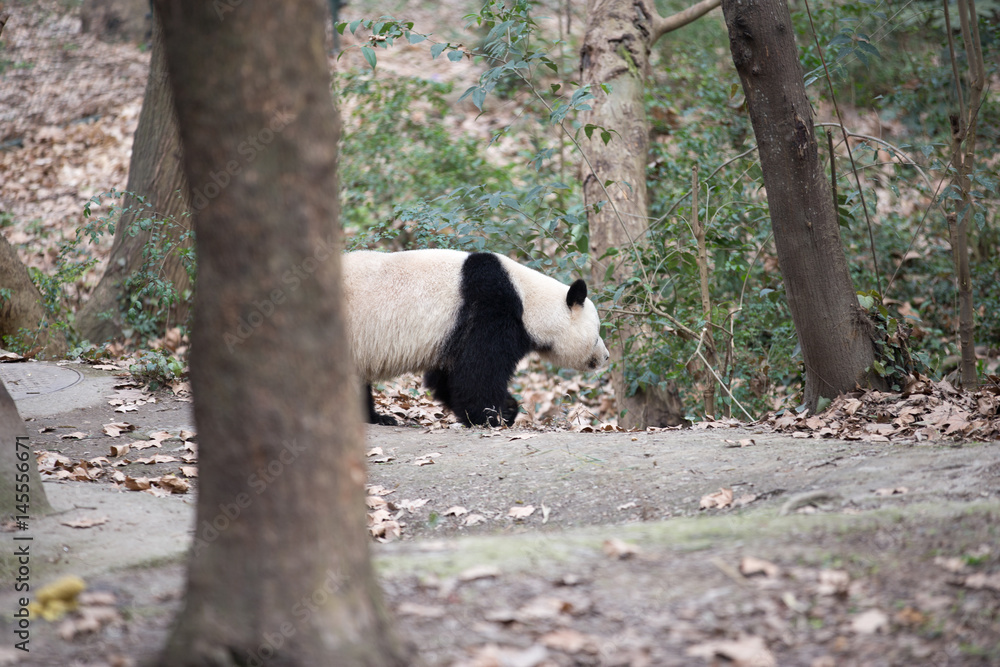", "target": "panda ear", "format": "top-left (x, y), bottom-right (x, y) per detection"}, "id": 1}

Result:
top-left (566, 279), bottom-right (588, 309)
